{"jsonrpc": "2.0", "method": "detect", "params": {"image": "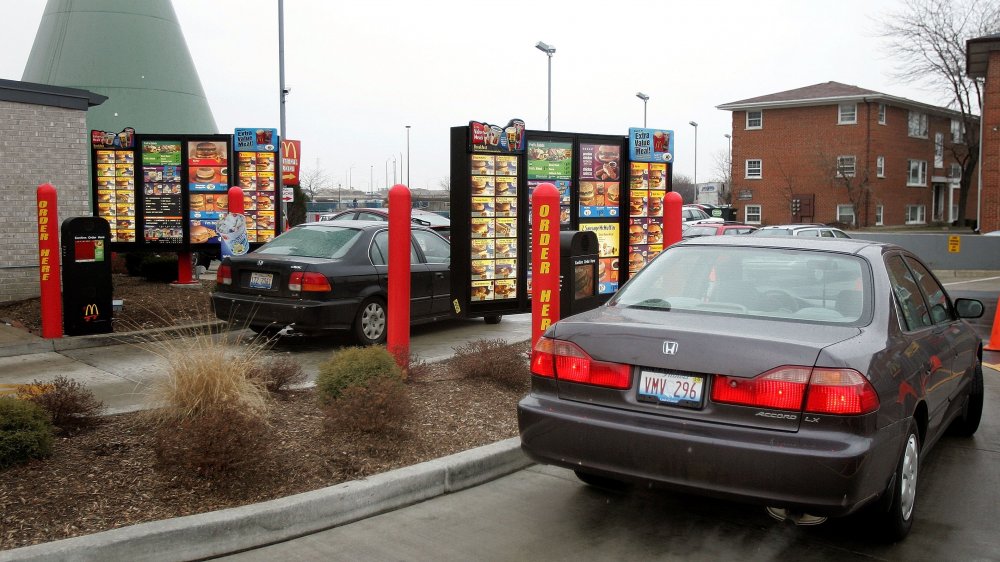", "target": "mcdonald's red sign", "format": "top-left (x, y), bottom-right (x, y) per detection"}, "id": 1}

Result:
top-left (281, 140), bottom-right (302, 186)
